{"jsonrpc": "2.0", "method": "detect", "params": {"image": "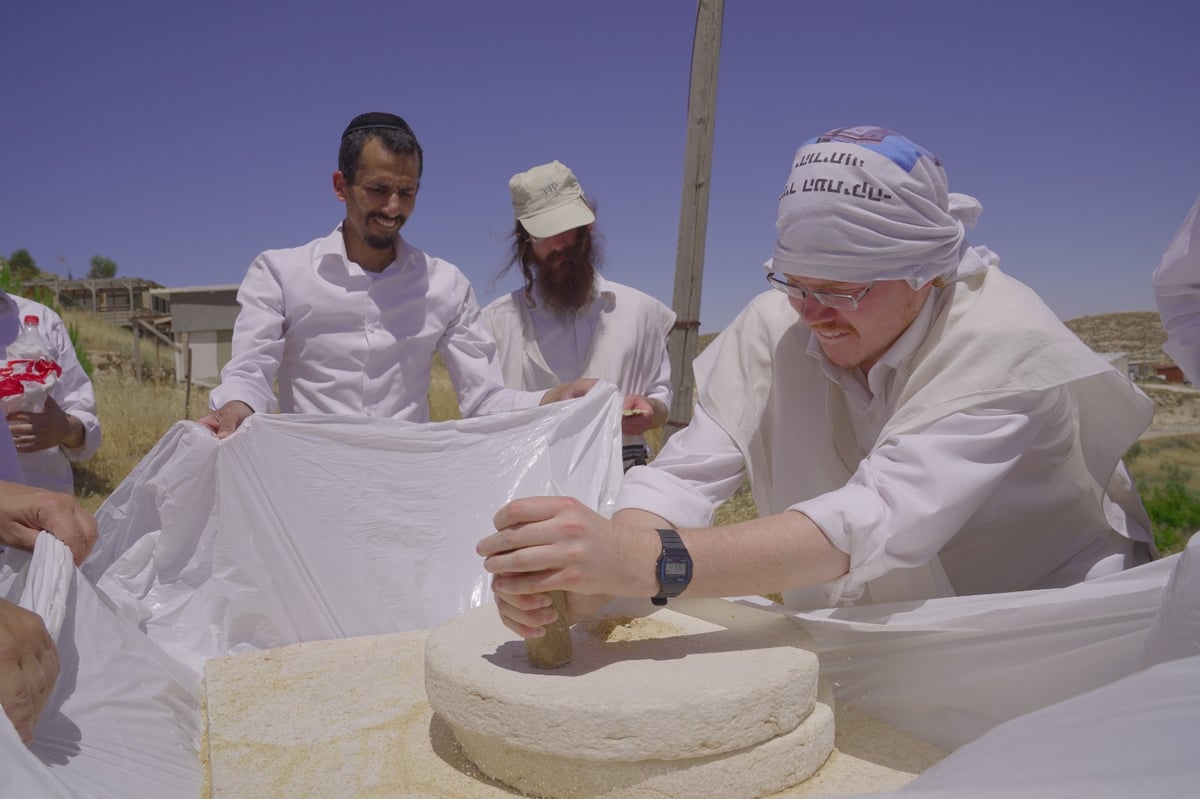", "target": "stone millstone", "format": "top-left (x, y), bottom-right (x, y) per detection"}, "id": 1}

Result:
top-left (424, 597), bottom-right (823, 763)
top-left (452, 683), bottom-right (836, 799)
